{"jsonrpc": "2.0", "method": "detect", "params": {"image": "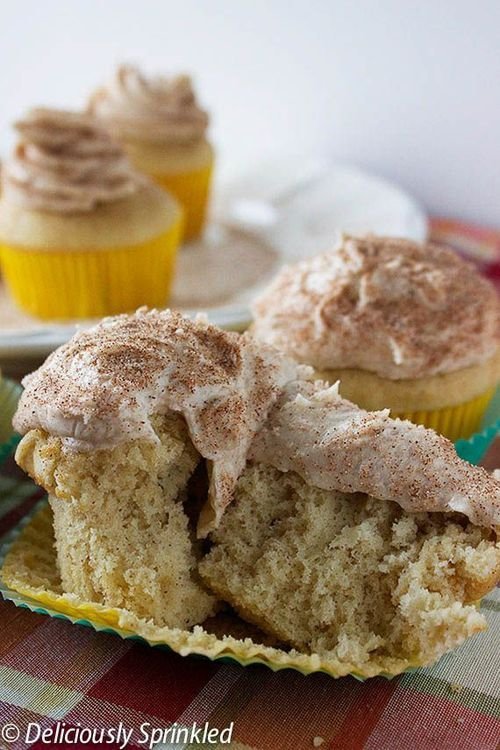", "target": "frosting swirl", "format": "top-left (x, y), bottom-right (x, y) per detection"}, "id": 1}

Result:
top-left (2, 108), bottom-right (140, 213)
top-left (88, 65), bottom-right (209, 144)
top-left (252, 235), bottom-right (500, 379)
